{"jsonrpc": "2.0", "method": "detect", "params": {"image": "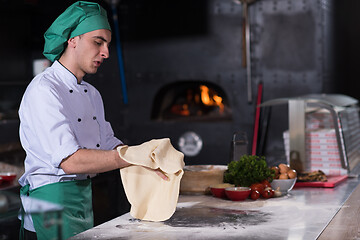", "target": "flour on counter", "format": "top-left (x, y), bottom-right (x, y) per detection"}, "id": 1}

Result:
top-left (70, 192), bottom-right (344, 240)
top-left (176, 201), bottom-right (200, 208)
